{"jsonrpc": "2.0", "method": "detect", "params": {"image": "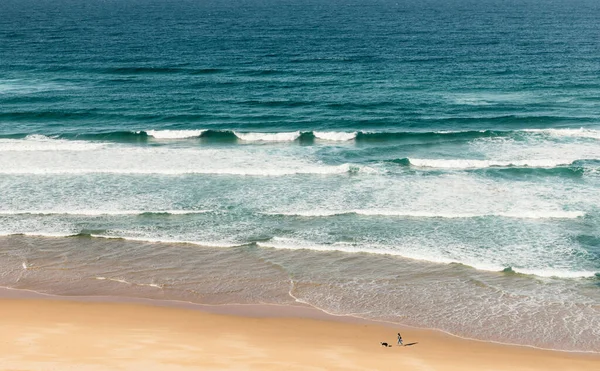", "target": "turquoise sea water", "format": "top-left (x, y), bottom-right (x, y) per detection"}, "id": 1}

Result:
top-left (1, 0), bottom-right (599, 351)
